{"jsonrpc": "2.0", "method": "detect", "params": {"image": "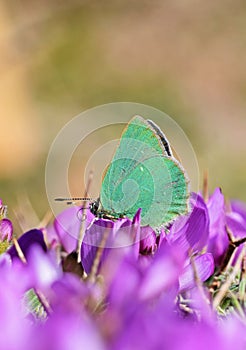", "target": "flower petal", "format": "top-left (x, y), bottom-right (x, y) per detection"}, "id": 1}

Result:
top-left (168, 193), bottom-right (209, 254)
top-left (179, 253), bottom-right (214, 292)
top-left (8, 229), bottom-right (47, 261)
top-left (207, 188), bottom-right (228, 265)
top-left (81, 210), bottom-right (141, 274)
top-left (54, 206), bottom-right (94, 253)
top-left (138, 241), bottom-right (185, 301)
top-left (0, 218), bottom-right (13, 242)
top-left (140, 226), bottom-right (157, 255)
